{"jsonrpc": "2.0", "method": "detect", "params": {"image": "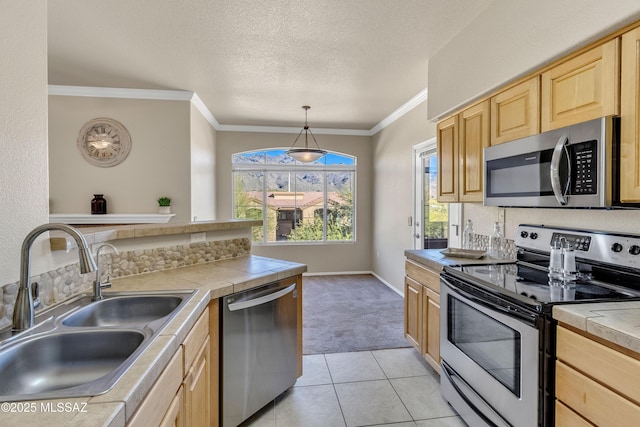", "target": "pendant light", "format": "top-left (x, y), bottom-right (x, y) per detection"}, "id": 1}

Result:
top-left (286, 105), bottom-right (327, 162)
